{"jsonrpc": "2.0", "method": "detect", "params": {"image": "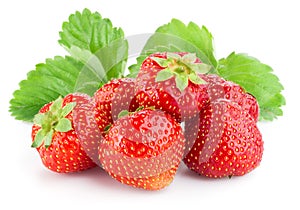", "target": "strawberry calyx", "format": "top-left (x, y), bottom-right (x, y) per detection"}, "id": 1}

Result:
top-left (31, 96), bottom-right (76, 148)
top-left (117, 106), bottom-right (155, 119)
top-left (153, 52), bottom-right (212, 91)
